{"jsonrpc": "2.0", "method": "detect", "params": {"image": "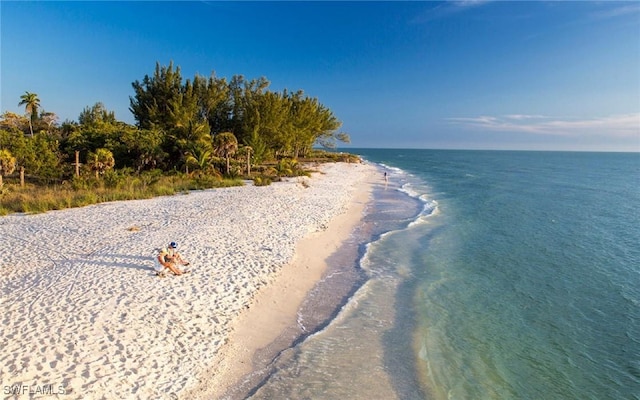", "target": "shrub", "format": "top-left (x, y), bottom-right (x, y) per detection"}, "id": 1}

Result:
top-left (71, 176), bottom-right (100, 190)
top-left (253, 176), bottom-right (272, 186)
top-left (139, 169), bottom-right (163, 188)
top-left (103, 169), bottom-right (124, 189)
